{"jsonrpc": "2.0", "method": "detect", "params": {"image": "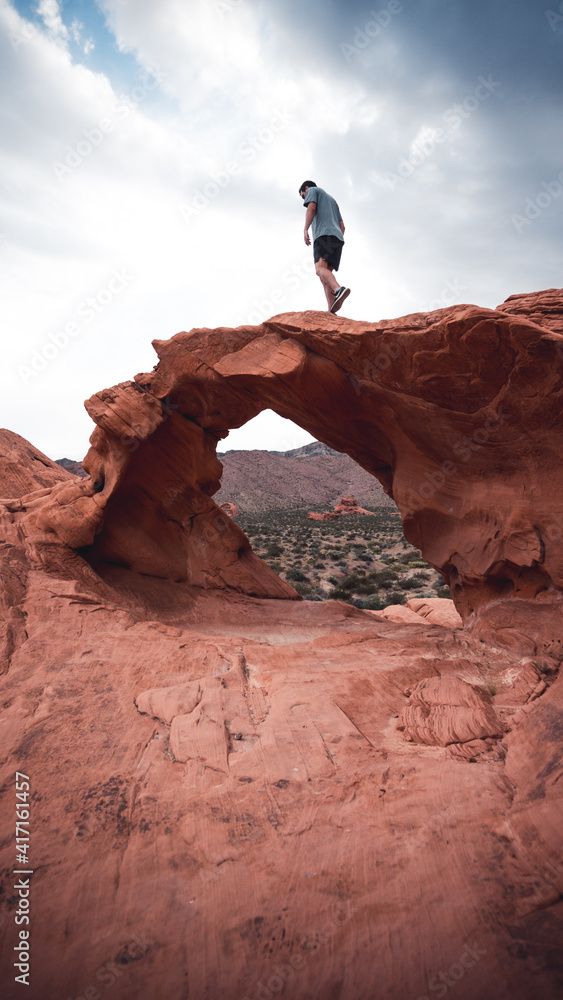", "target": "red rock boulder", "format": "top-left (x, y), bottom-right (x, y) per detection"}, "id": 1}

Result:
top-left (334, 496), bottom-right (375, 515)
top-left (219, 501), bottom-right (238, 517)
